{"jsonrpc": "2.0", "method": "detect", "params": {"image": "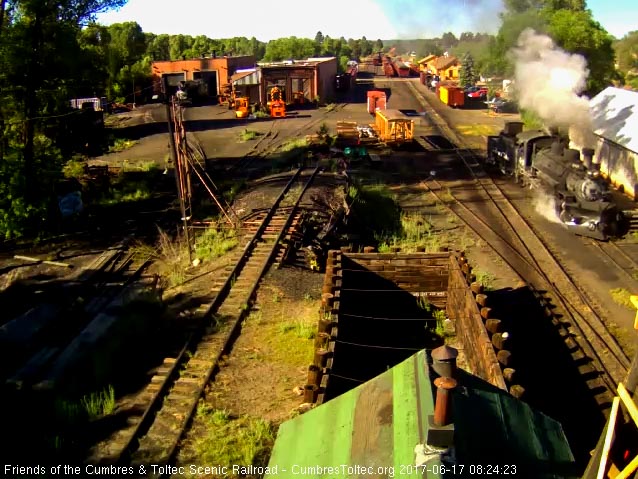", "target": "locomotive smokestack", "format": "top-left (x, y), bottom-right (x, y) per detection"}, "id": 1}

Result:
top-left (551, 141), bottom-right (564, 156)
top-left (581, 148), bottom-right (594, 170)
